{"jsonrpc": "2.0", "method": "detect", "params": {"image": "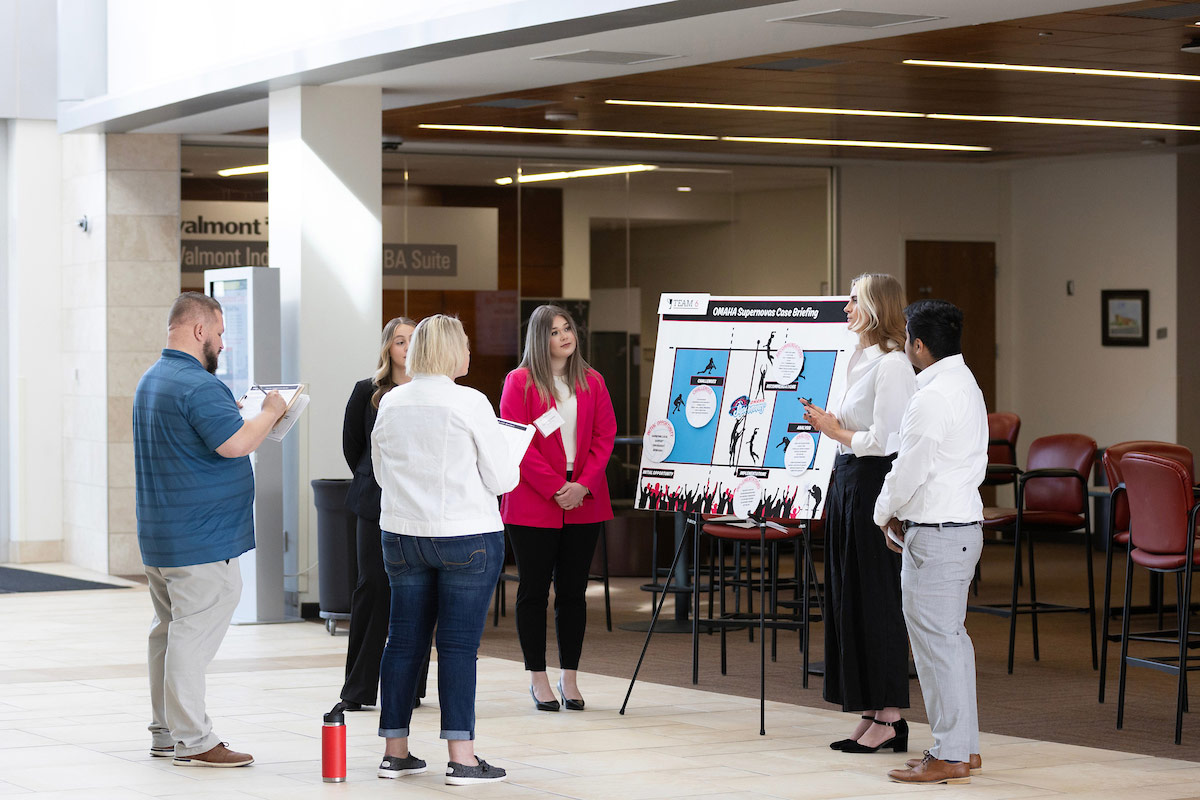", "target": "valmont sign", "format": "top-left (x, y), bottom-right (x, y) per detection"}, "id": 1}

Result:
top-left (181, 201), bottom-right (496, 290)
